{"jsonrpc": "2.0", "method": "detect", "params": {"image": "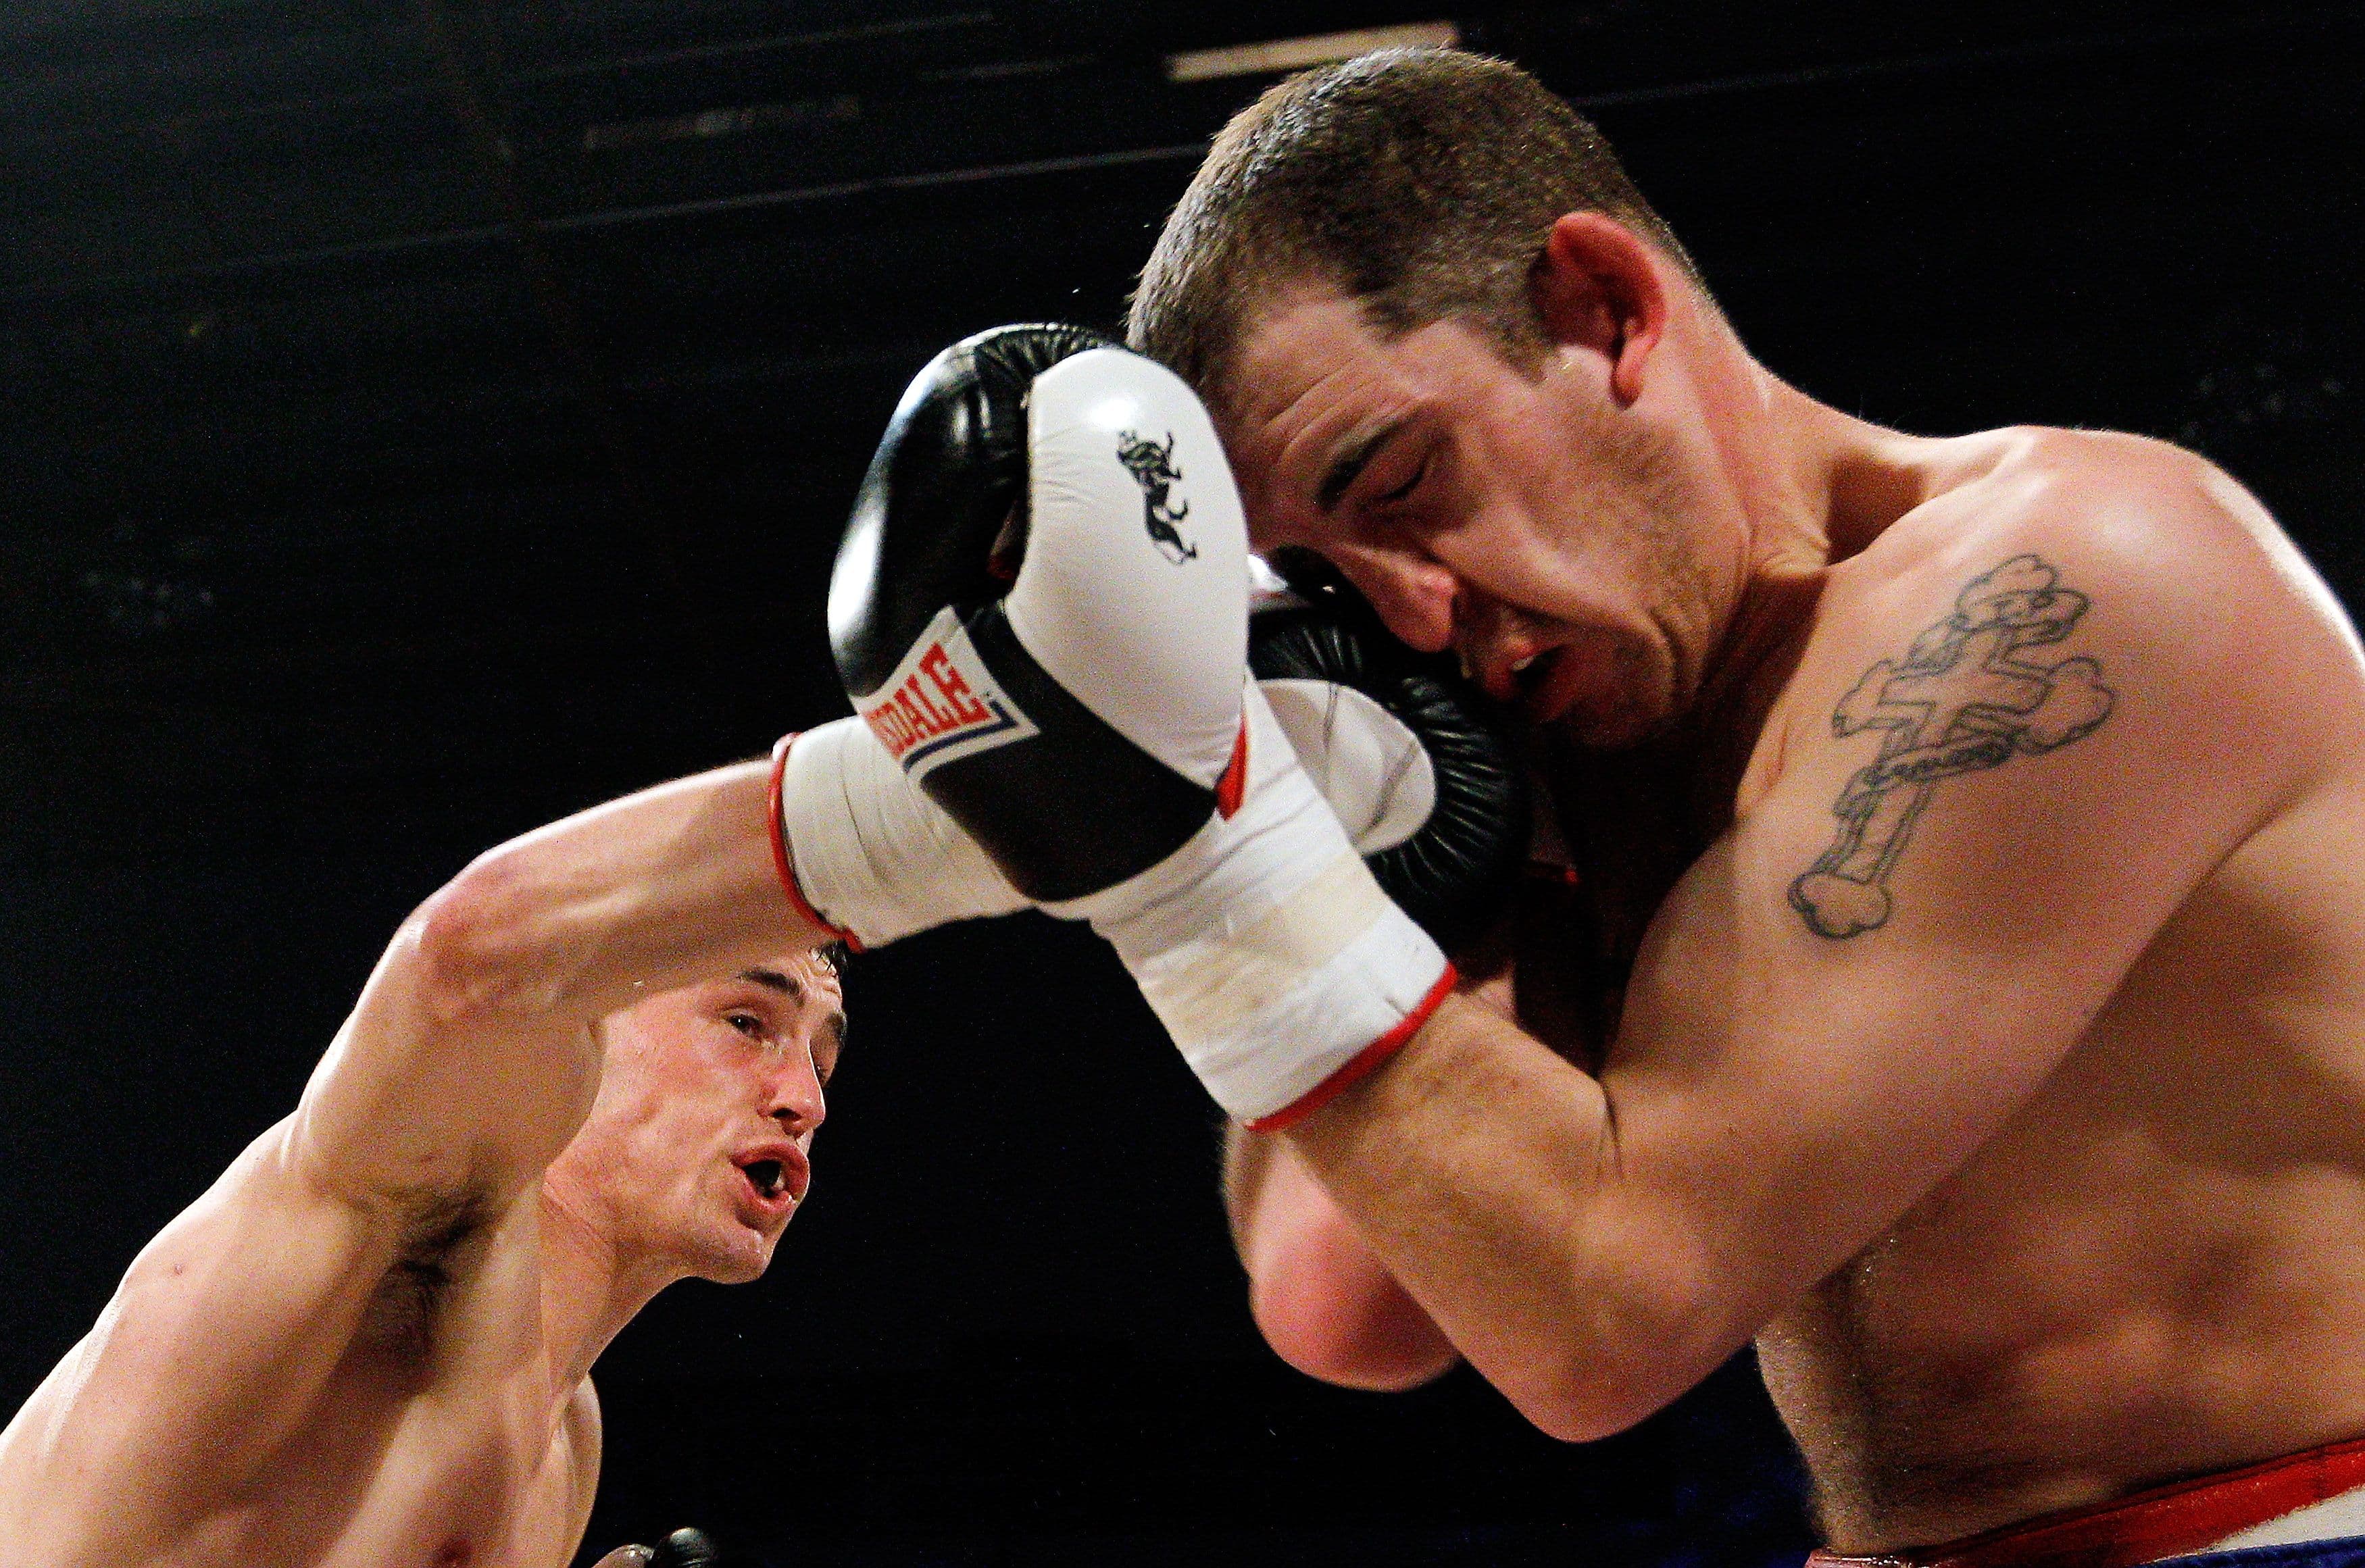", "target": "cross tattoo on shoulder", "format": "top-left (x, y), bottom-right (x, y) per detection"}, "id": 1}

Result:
top-left (1789, 554), bottom-right (2117, 940)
